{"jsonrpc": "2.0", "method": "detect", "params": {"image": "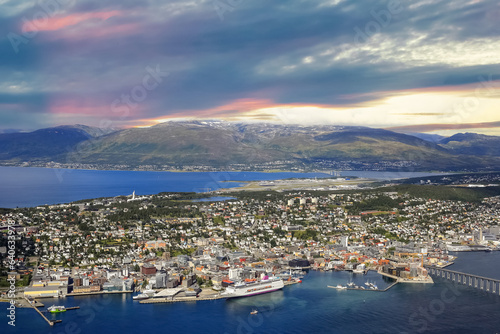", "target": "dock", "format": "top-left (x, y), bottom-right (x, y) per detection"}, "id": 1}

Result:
top-left (25, 297), bottom-right (61, 326)
top-left (66, 290), bottom-right (133, 297)
top-left (140, 281), bottom-right (302, 304)
top-left (328, 282), bottom-right (398, 292)
top-left (378, 270), bottom-right (434, 284)
top-left (140, 294), bottom-right (225, 304)
top-left (284, 280), bottom-right (301, 286)
top-left (24, 297), bottom-right (80, 326)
